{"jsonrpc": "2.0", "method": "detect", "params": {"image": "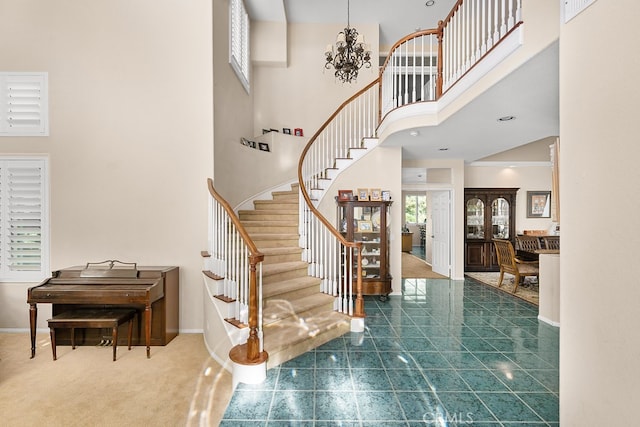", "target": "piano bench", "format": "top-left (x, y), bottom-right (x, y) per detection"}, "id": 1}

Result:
top-left (47, 308), bottom-right (137, 362)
